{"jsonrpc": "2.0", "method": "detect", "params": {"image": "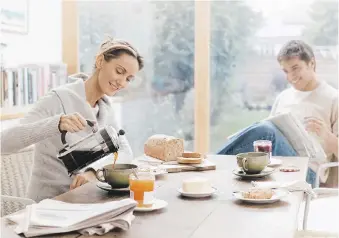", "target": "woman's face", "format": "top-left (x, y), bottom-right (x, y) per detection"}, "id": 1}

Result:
top-left (97, 53), bottom-right (140, 96)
